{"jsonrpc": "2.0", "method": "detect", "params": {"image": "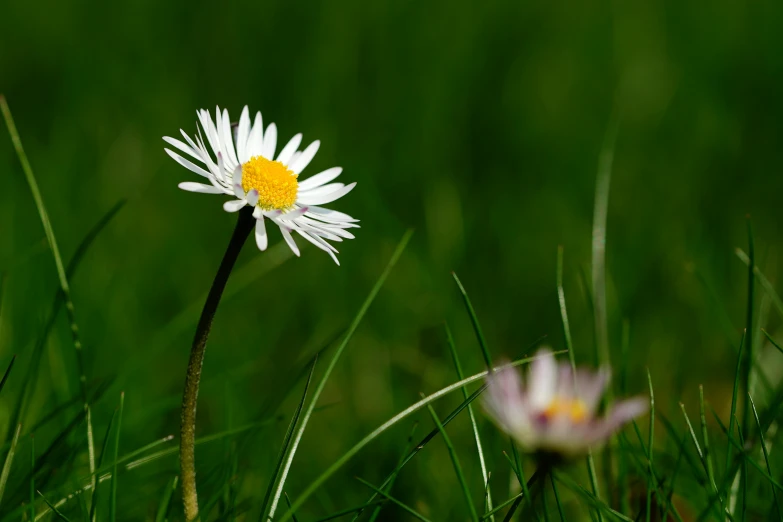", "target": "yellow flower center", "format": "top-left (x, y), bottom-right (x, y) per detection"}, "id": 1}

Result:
top-left (241, 155), bottom-right (299, 211)
top-left (543, 398), bottom-right (588, 423)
